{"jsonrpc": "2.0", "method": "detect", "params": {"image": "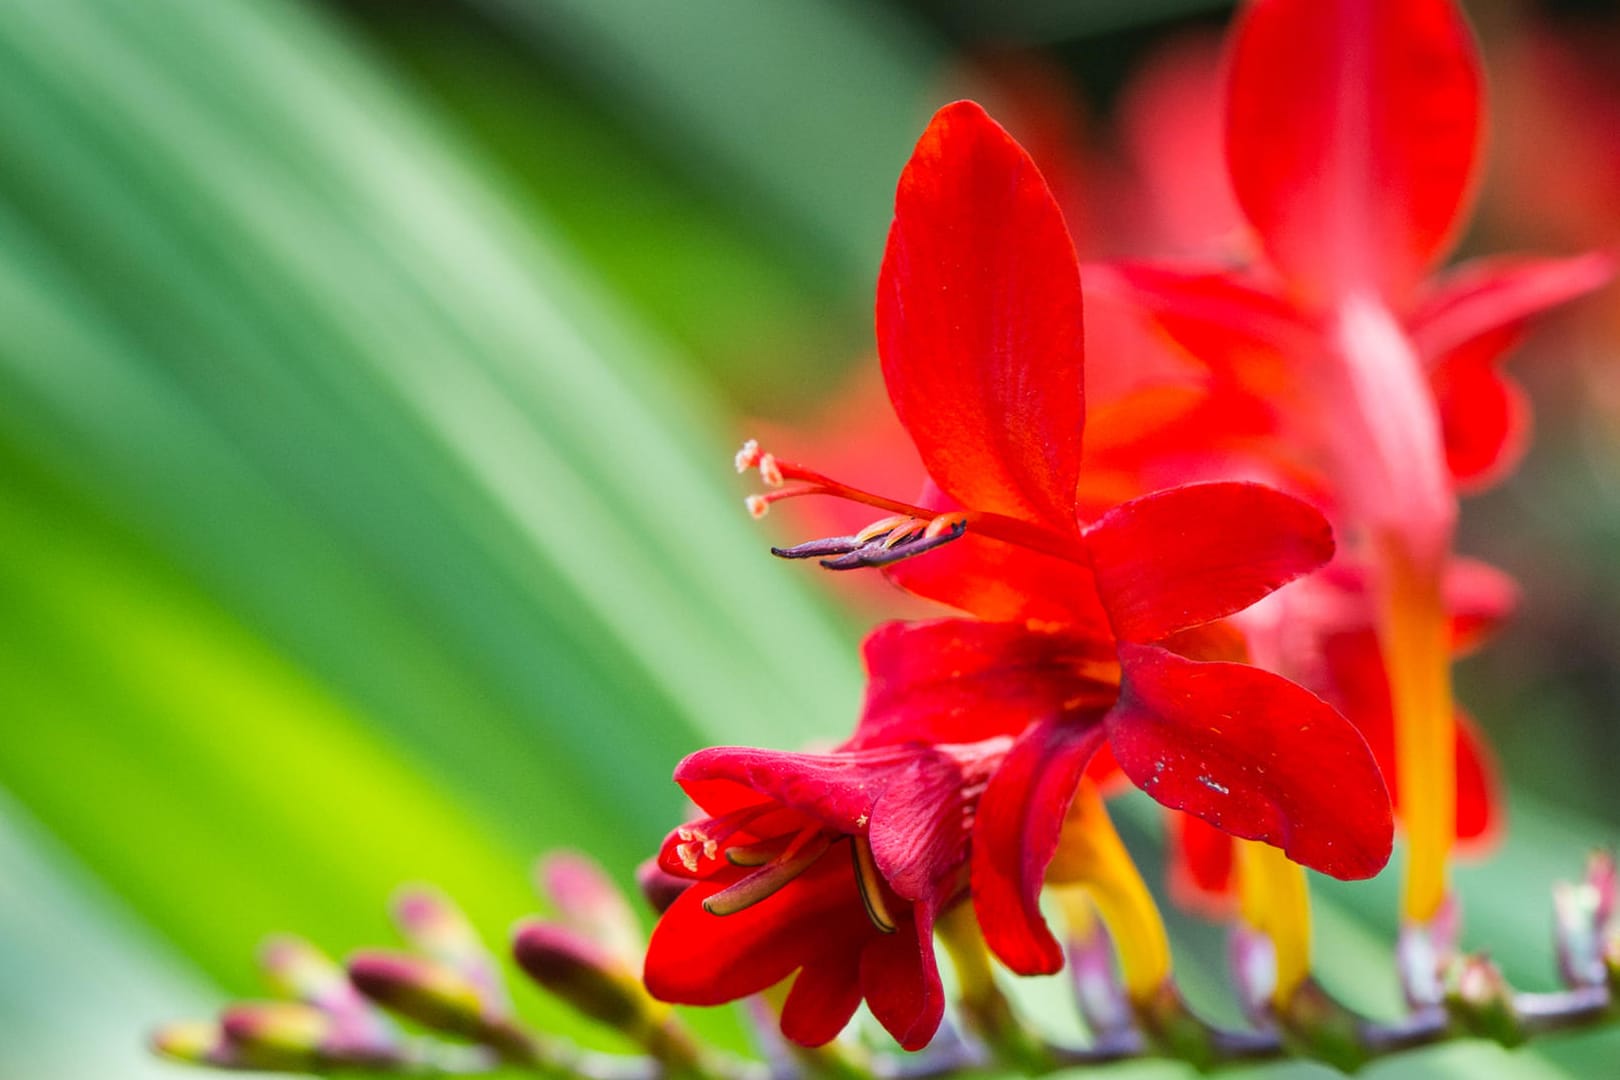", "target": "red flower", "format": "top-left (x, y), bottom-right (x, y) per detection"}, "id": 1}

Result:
top-left (1082, 0), bottom-right (1609, 923)
top-left (742, 101), bottom-right (1393, 975)
top-left (642, 736), bottom-right (1009, 1050)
